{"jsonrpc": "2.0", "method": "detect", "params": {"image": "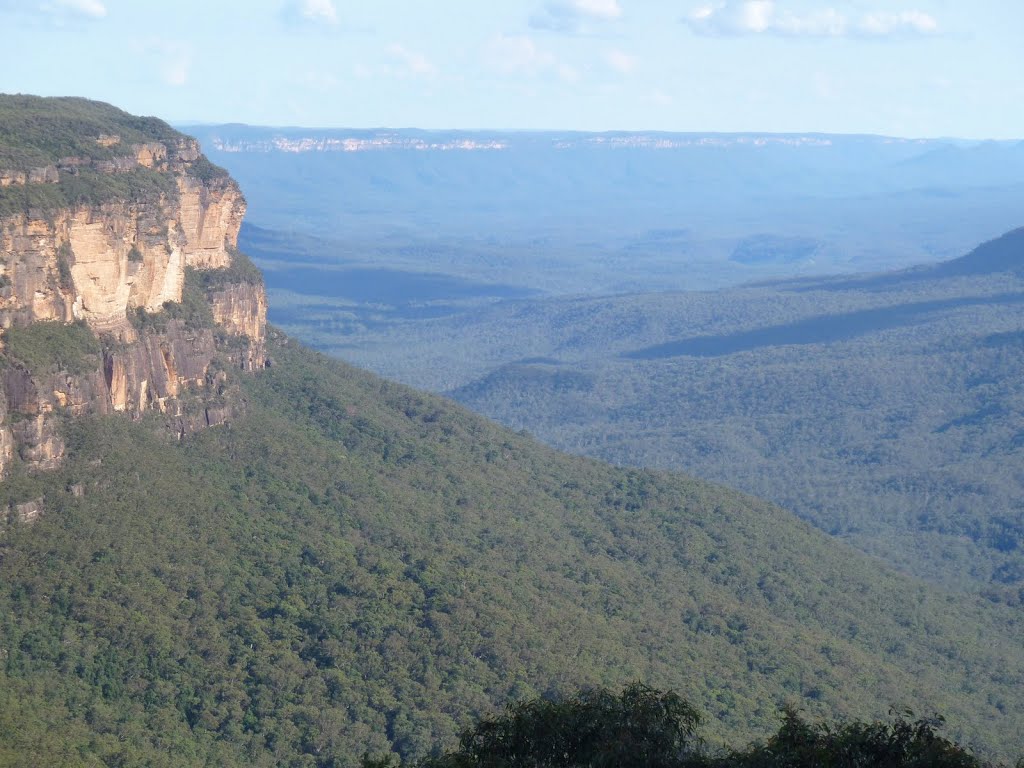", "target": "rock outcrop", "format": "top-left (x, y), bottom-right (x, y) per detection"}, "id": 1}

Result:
top-left (0, 97), bottom-right (268, 478)
top-left (0, 146), bottom-right (244, 331)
